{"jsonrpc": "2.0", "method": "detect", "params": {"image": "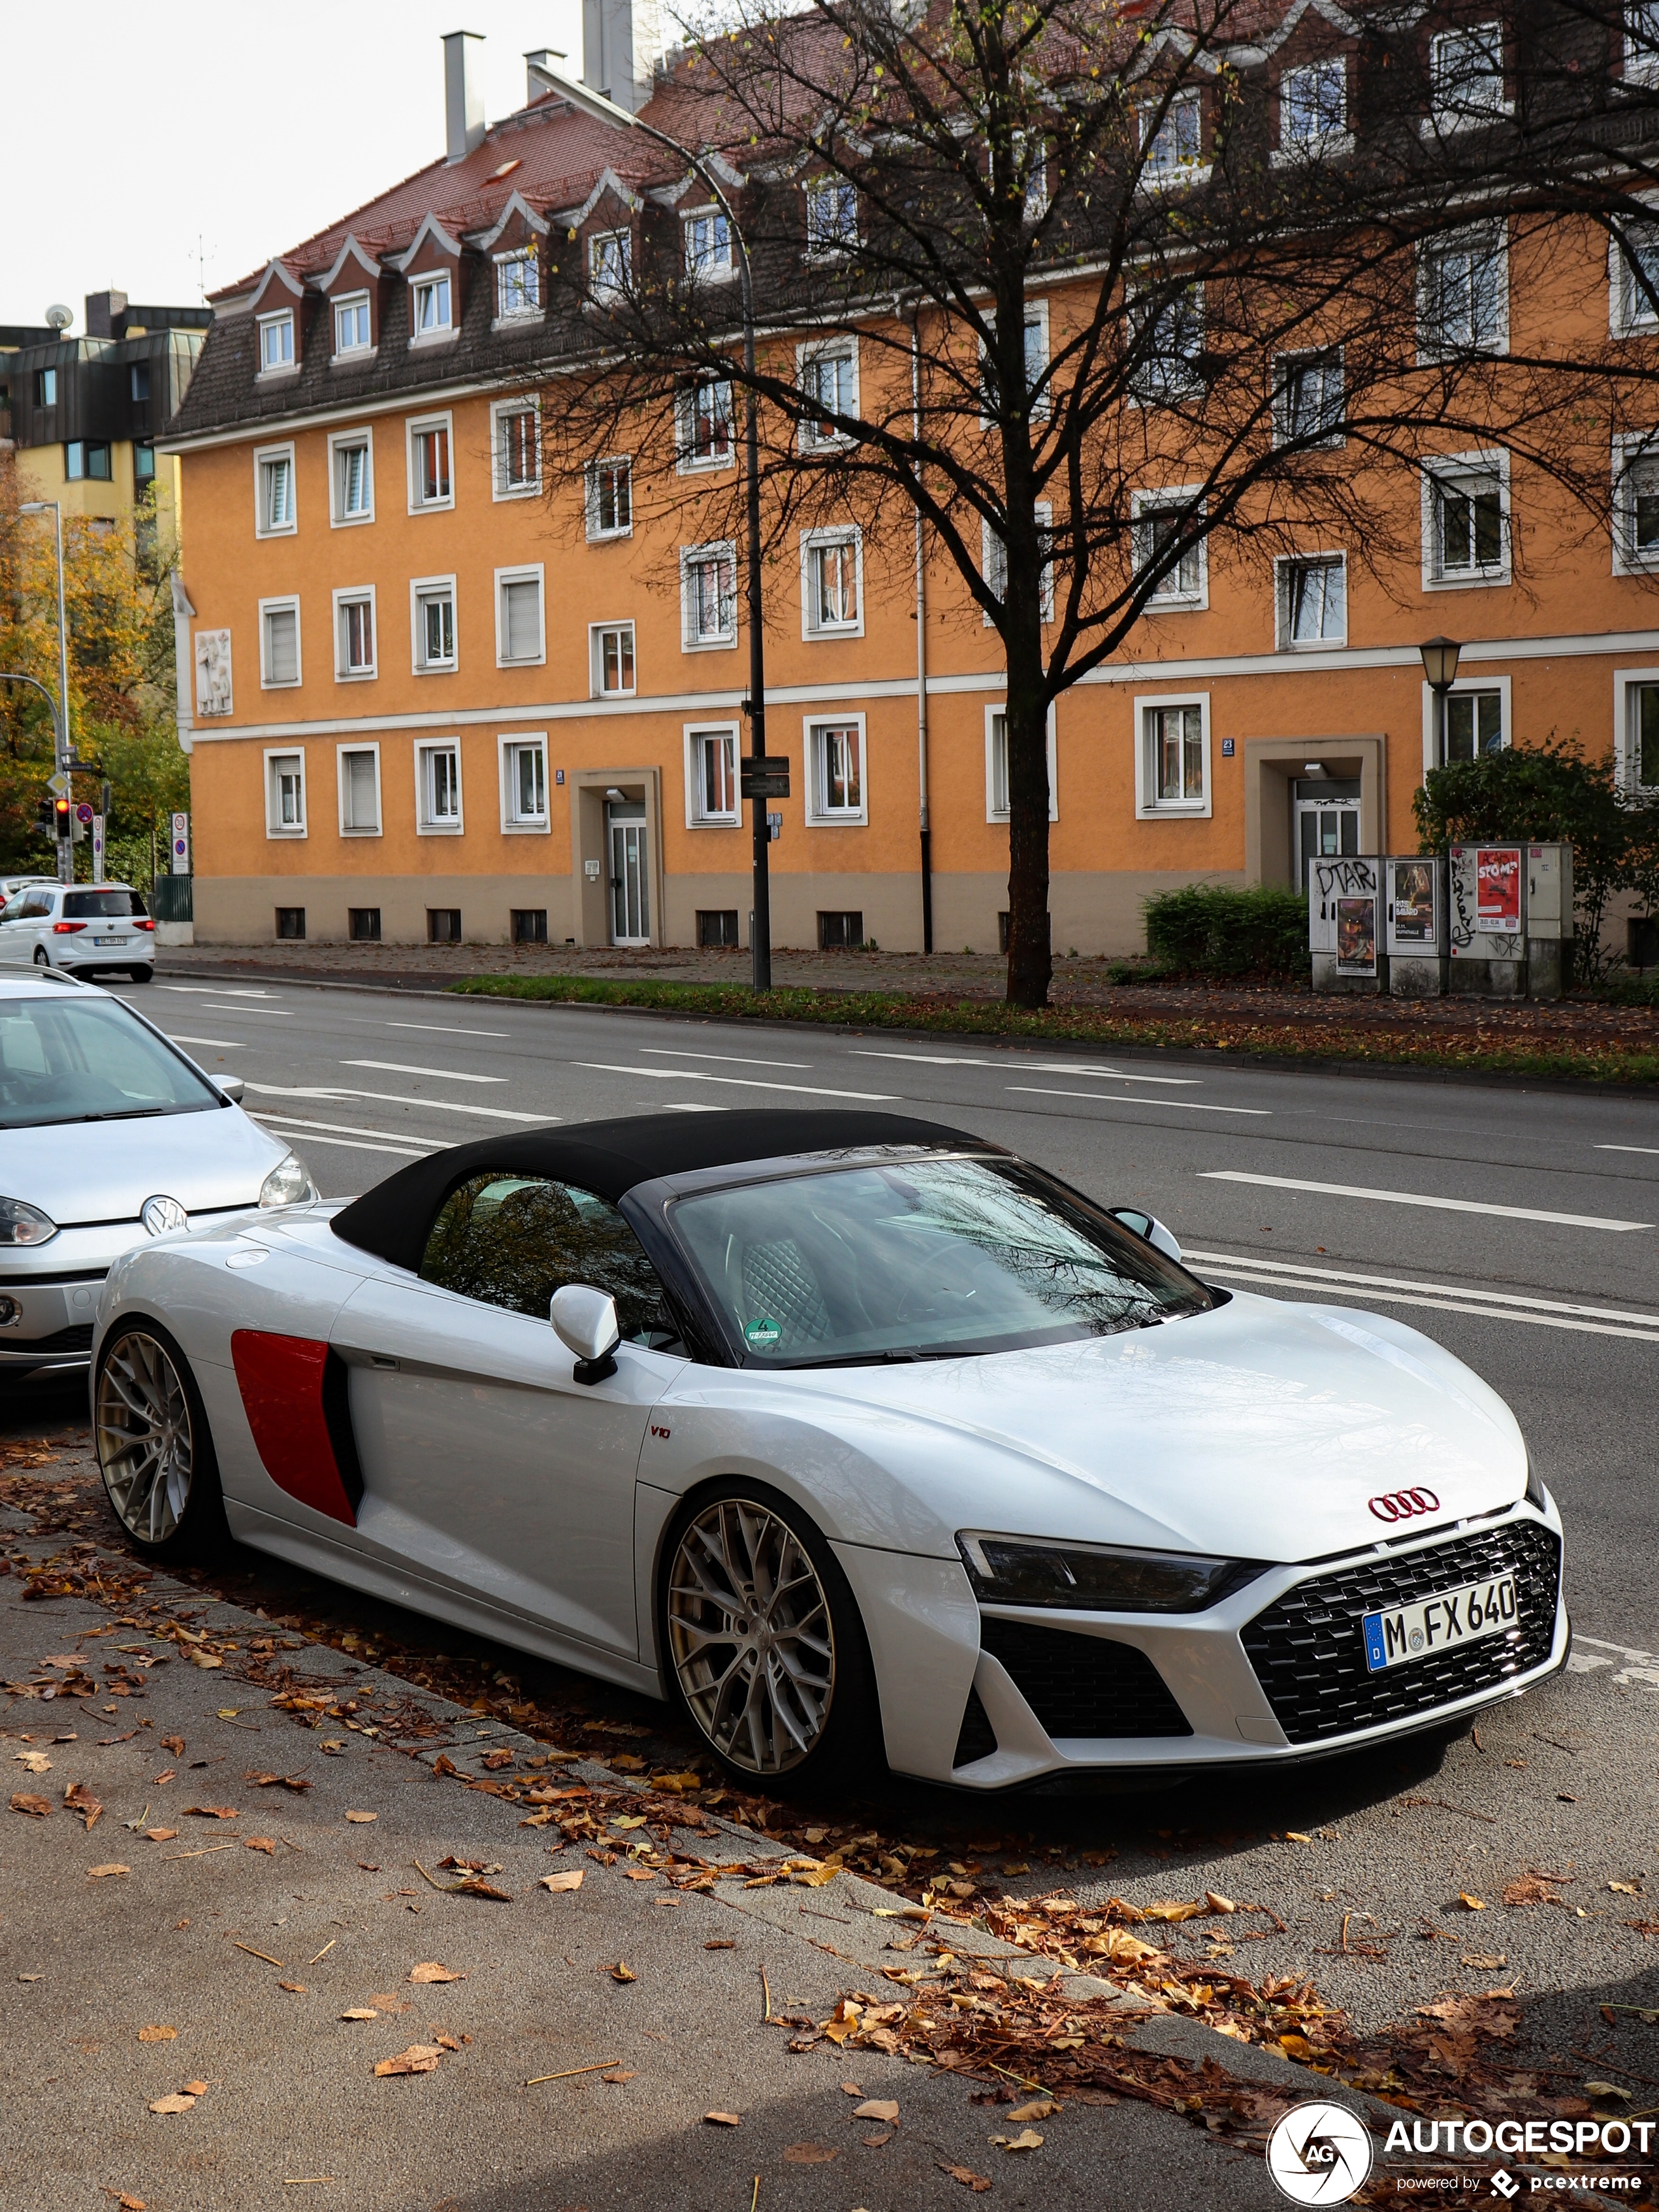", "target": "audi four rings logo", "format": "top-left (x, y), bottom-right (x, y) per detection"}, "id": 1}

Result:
top-left (1368, 1488), bottom-right (1440, 1523)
